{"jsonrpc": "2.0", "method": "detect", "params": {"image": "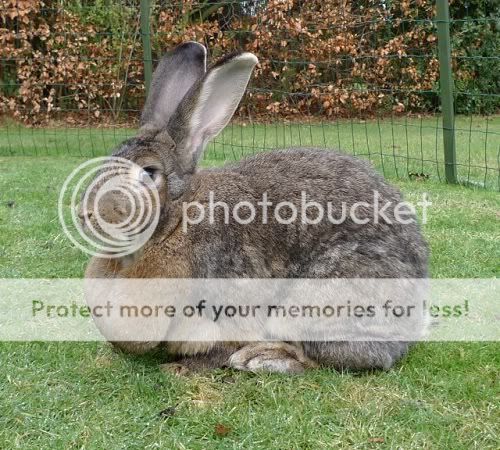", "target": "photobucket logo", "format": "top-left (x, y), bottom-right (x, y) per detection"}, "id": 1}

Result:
top-left (182, 191), bottom-right (431, 232)
top-left (58, 157), bottom-right (160, 258)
